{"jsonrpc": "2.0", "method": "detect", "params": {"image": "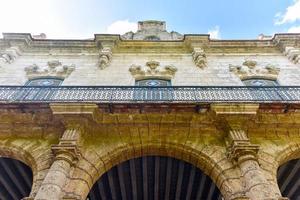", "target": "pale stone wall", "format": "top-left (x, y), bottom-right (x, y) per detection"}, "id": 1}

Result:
top-left (0, 52), bottom-right (299, 86)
